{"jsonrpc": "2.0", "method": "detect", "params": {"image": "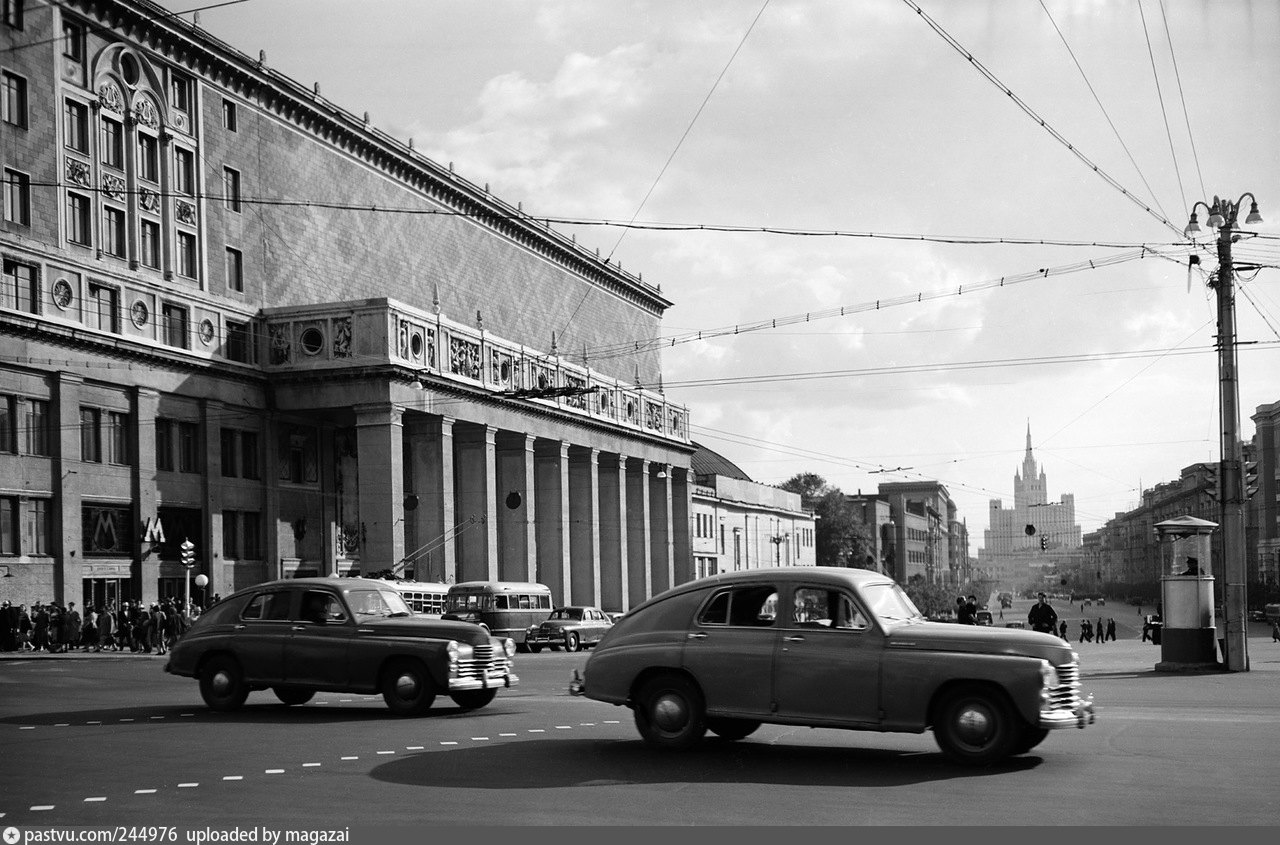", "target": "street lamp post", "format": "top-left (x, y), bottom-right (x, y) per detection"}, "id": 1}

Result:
top-left (1185, 193), bottom-right (1263, 672)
